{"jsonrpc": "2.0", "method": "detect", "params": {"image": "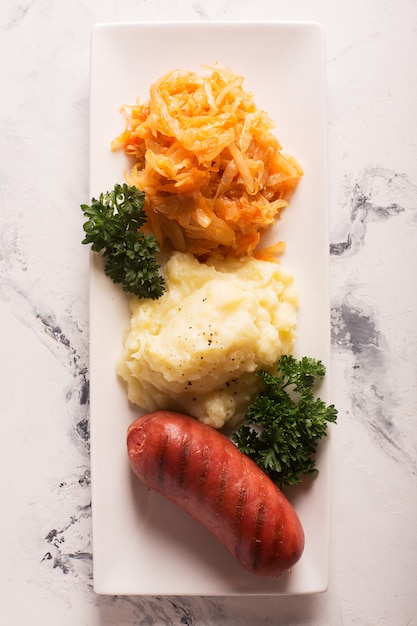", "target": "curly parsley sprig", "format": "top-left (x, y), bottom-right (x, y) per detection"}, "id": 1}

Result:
top-left (232, 355), bottom-right (338, 487)
top-left (81, 183), bottom-right (165, 299)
